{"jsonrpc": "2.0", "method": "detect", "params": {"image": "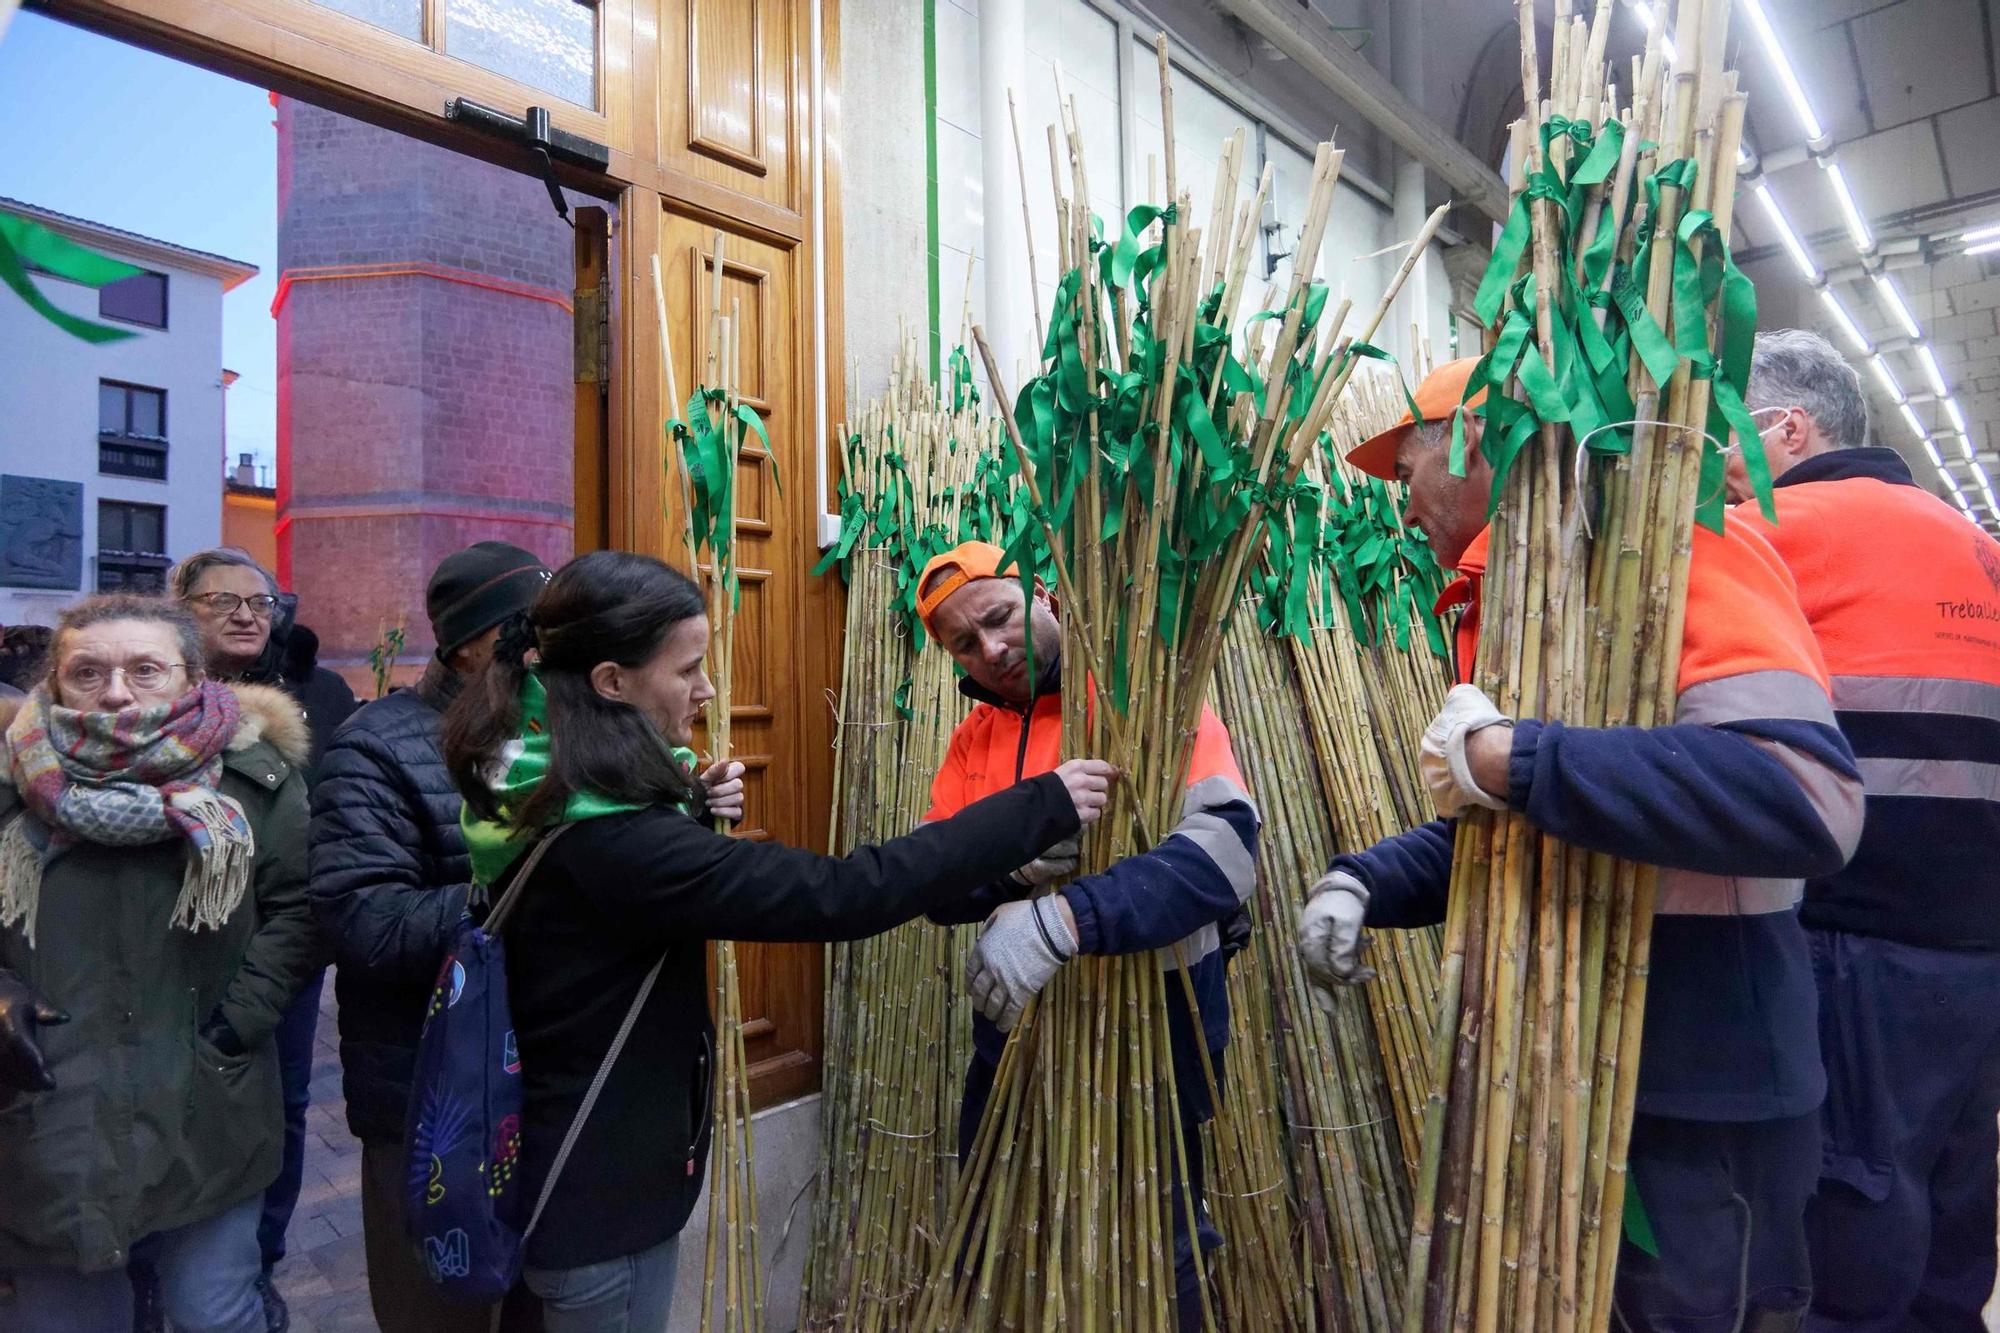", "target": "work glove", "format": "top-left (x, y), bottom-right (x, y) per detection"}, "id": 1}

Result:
top-left (700, 760), bottom-right (746, 824)
top-left (965, 895), bottom-right (1078, 1032)
top-left (0, 969), bottom-right (66, 1095)
top-left (1008, 837), bottom-right (1080, 888)
top-left (1419, 684), bottom-right (1514, 818)
top-left (1296, 871), bottom-right (1373, 1007)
